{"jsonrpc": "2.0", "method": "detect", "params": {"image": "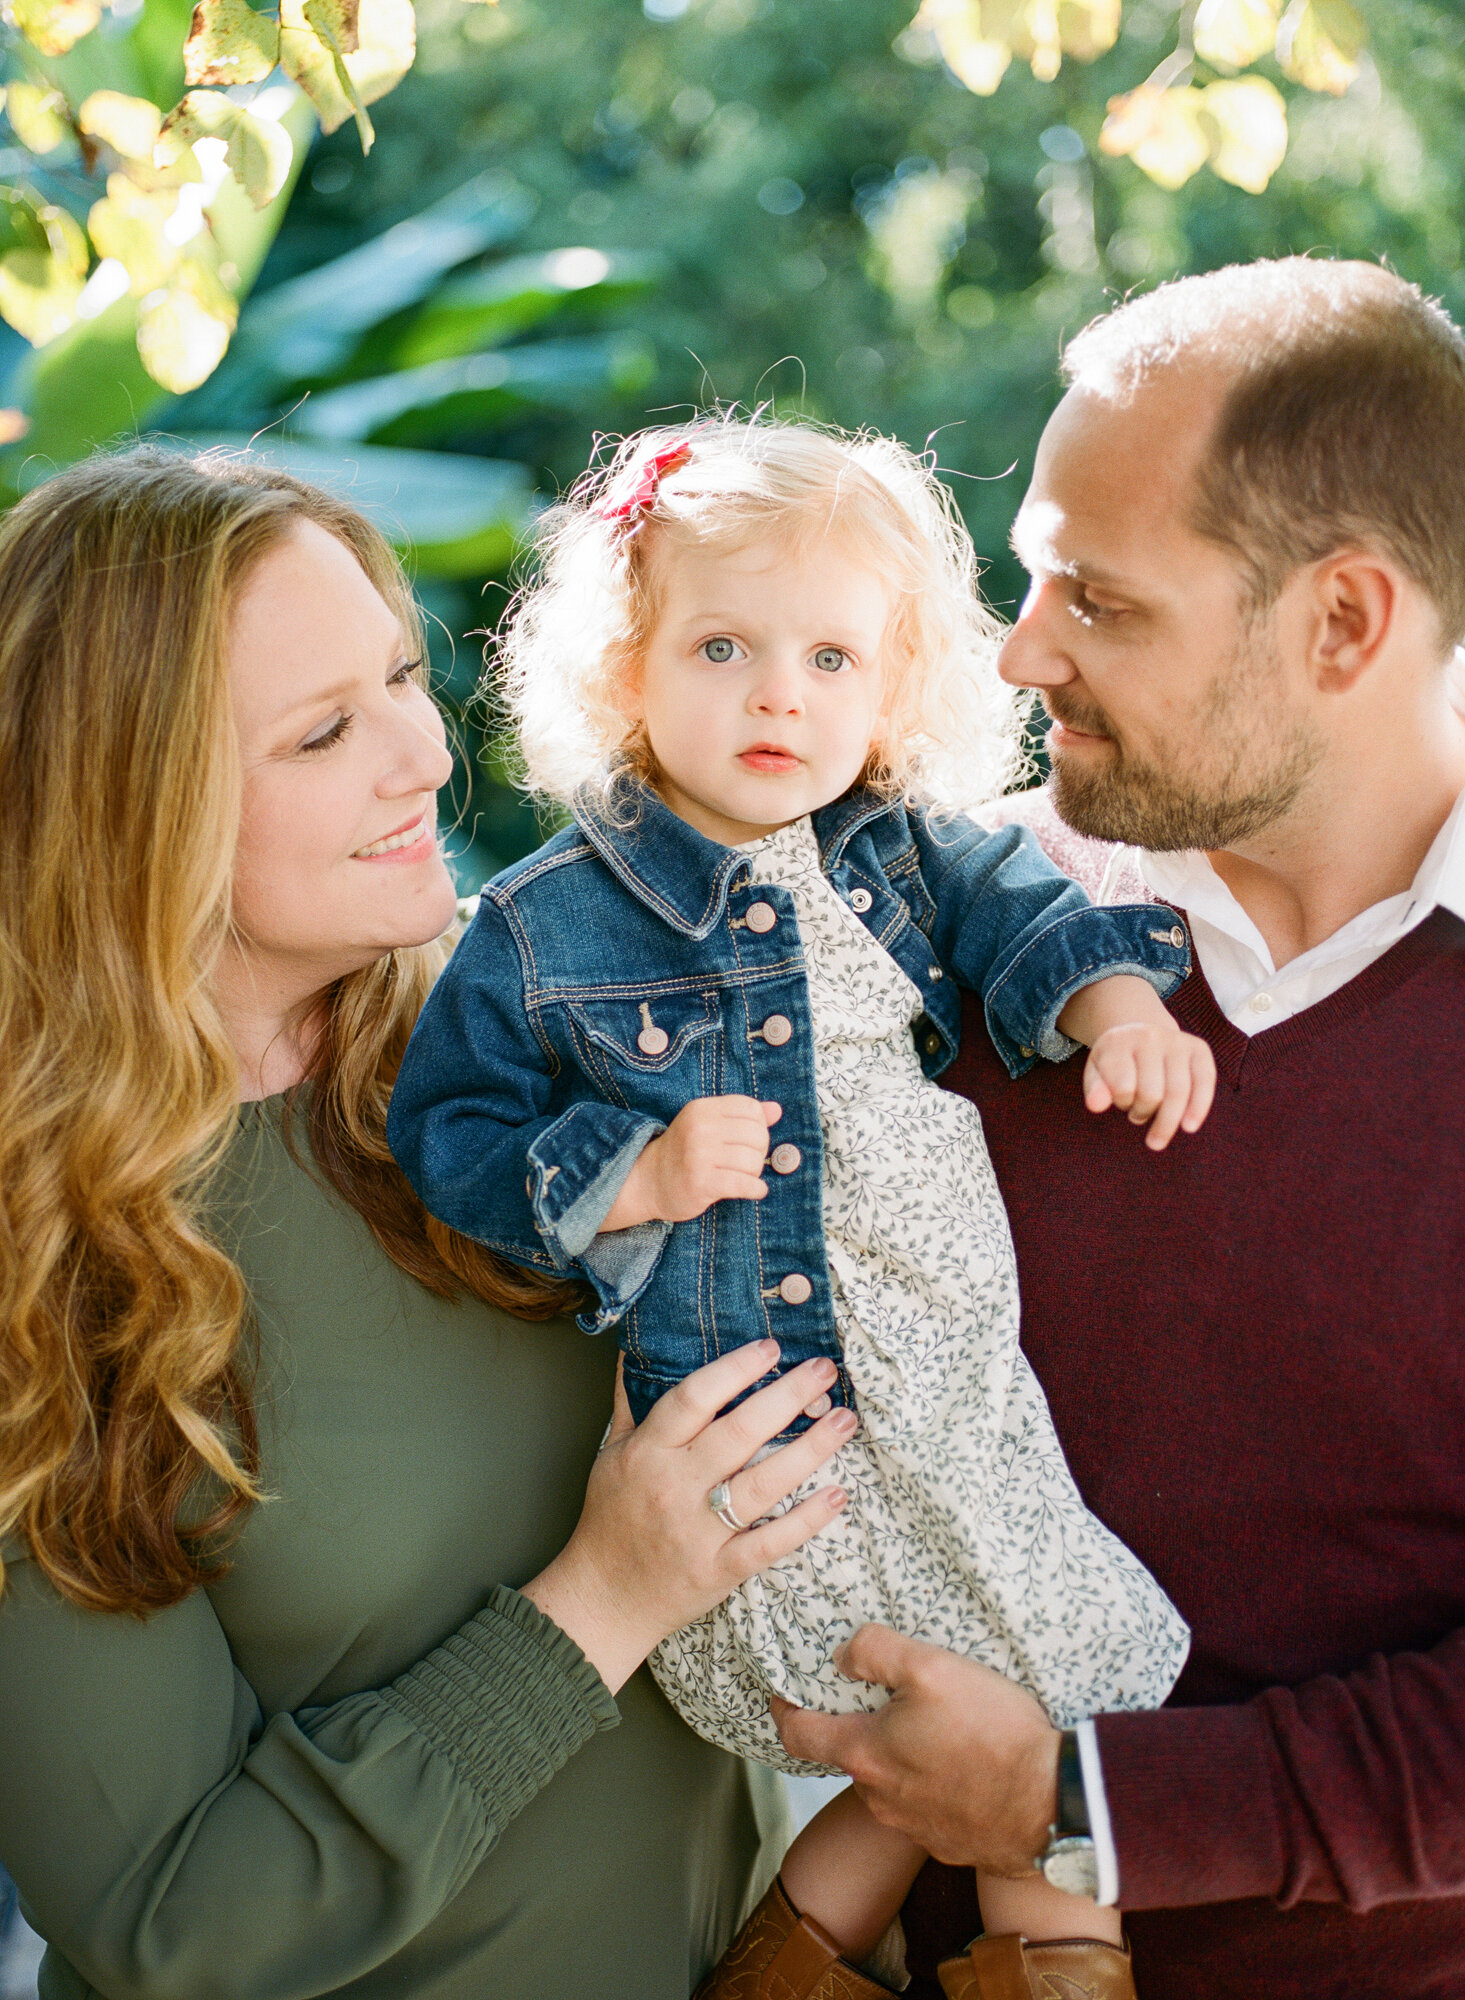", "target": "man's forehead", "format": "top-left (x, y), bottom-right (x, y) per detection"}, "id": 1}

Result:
top-left (1011, 374), bottom-right (1225, 580)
